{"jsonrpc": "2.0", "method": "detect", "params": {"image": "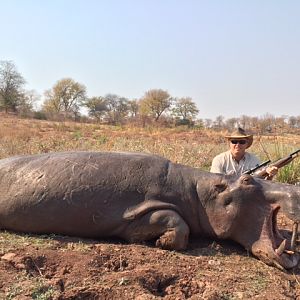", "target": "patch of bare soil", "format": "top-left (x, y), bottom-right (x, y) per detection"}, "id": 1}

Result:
top-left (1, 214), bottom-right (300, 299)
